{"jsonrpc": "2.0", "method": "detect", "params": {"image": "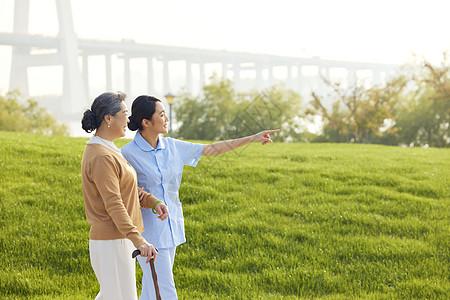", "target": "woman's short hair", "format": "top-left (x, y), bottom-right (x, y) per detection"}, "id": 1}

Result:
top-left (81, 92), bottom-right (126, 133)
top-left (128, 95), bottom-right (161, 131)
